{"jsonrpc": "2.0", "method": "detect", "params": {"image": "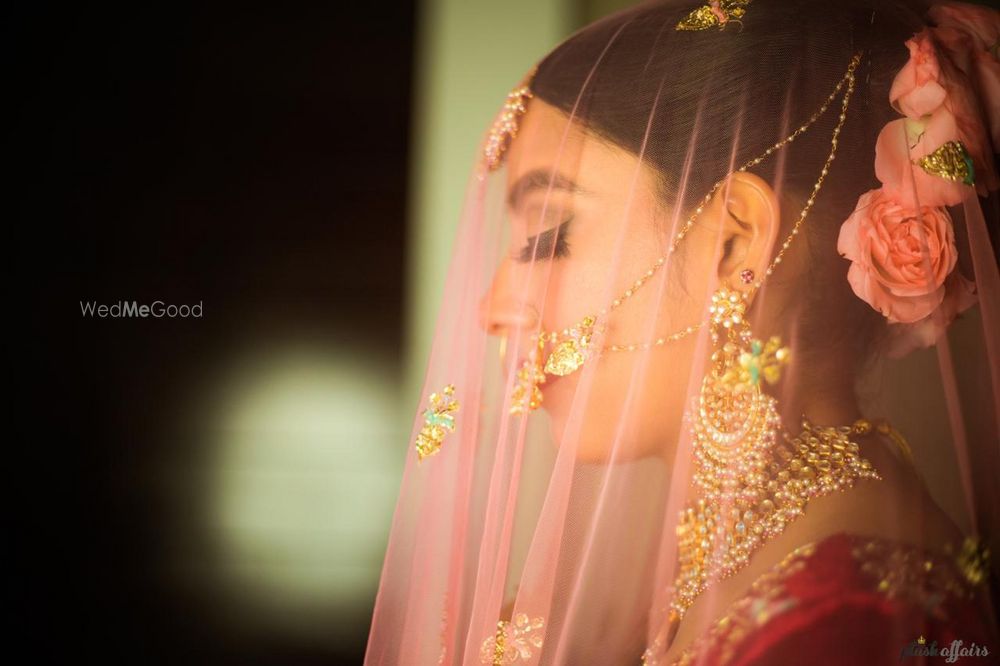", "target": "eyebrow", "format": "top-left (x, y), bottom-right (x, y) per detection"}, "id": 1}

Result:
top-left (506, 169), bottom-right (583, 211)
